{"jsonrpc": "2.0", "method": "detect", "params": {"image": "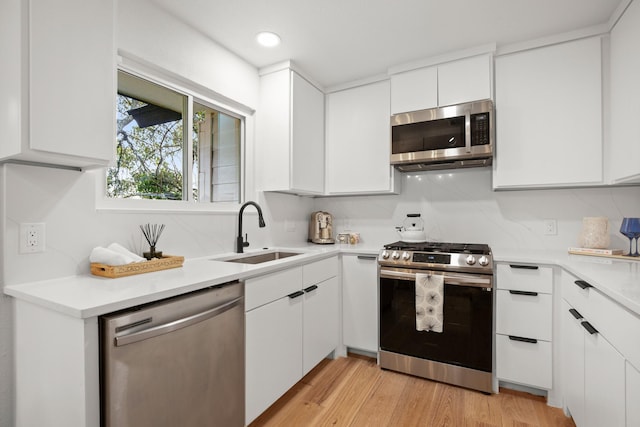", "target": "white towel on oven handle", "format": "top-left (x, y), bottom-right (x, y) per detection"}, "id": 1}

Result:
top-left (415, 272), bottom-right (444, 333)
